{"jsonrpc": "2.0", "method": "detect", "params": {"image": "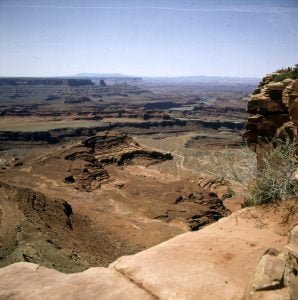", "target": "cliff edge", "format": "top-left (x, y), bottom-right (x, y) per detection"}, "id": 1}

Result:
top-left (0, 202), bottom-right (296, 300)
top-left (244, 67), bottom-right (297, 165)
